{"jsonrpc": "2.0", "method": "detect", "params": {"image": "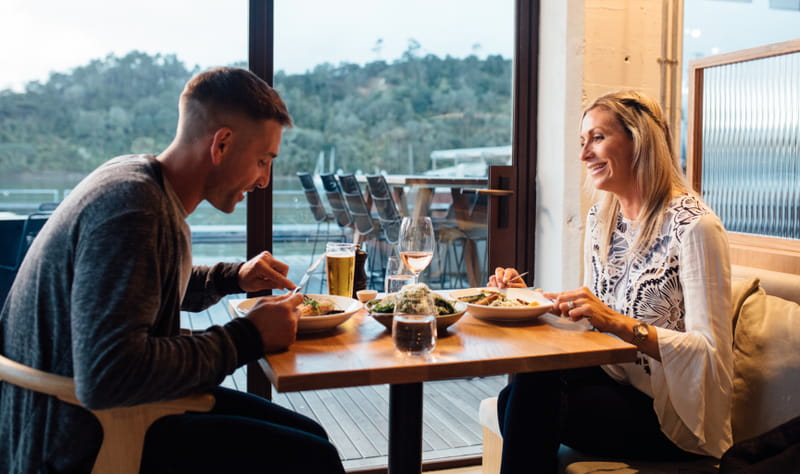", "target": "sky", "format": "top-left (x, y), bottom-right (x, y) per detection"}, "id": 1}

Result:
top-left (0, 0), bottom-right (514, 92)
top-left (1, 0), bottom-right (797, 93)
